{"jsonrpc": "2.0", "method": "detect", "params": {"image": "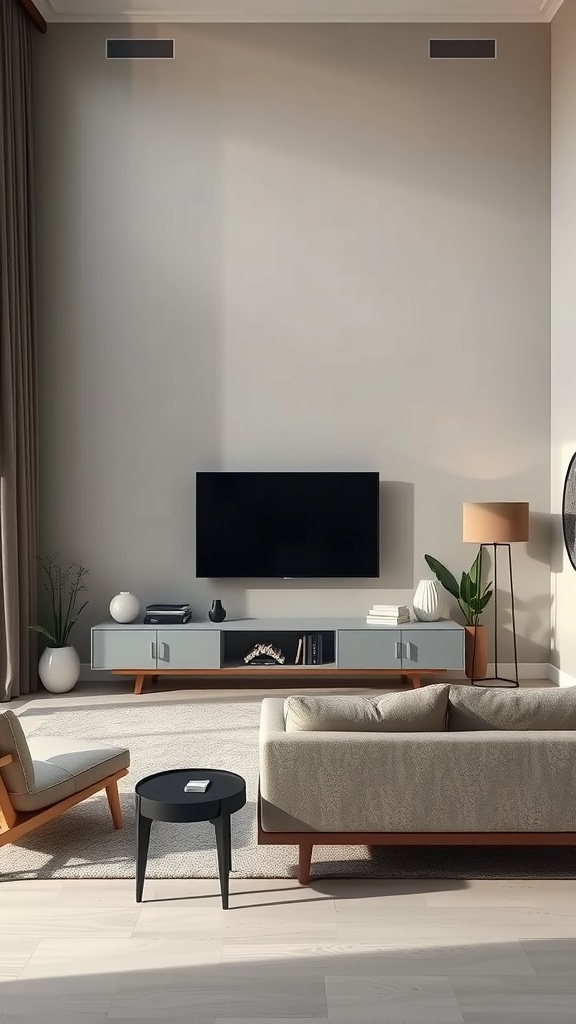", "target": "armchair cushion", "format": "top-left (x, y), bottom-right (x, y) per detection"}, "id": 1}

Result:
top-left (0, 710), bottom-right (35, 798)
top-left (10, 735), bottom-right (130, 813)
